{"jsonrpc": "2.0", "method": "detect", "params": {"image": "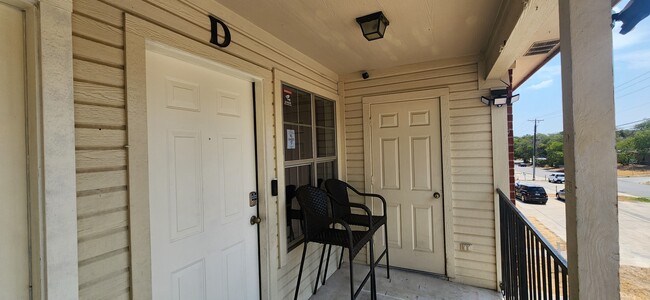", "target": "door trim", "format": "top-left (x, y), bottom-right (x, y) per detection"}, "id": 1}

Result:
top-left (2, 0), bottom-right (78, 298)
top-left (125, 15), bottom-right (274, 299)
top-left (361, 88), bottom-right (456, 279)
